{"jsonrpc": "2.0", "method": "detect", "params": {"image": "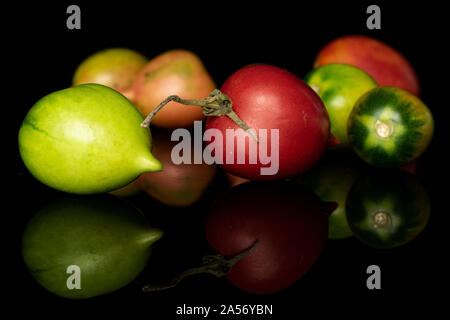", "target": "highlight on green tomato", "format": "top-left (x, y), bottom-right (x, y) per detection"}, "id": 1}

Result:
top-left (304, 63), bottom-right (377, 147)
top-left (295, 152), bottom-right (361, 239)
top-left (22, 194), bottom-right (163, 299)
top-left (18, 84), bottom-right (162, 194)
top-left (345, 169), bottom-right (430, 248)
top-left (348, 86), bottom-right (434, 167)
